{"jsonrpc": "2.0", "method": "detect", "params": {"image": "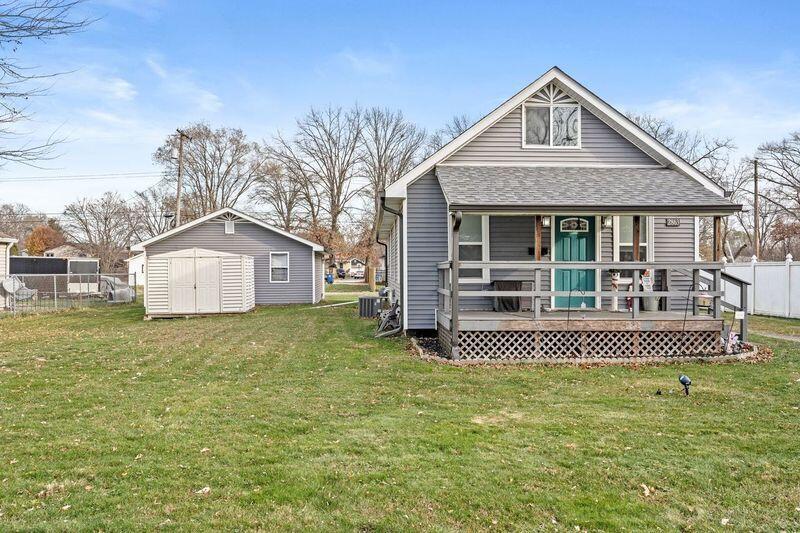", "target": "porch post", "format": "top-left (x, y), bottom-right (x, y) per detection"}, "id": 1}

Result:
top-left (713, 216), bottom-right (723, 261)
top-left (632, 215), bottom-right (641, 261)
top-left (534, 215), bottom-right (542, 318)
top-left (632, 216), bottom-right (641, 318)
top-left (450, 211), bottom-right (462, 360)
top-left (534, 216), bottom-right (543, 261)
